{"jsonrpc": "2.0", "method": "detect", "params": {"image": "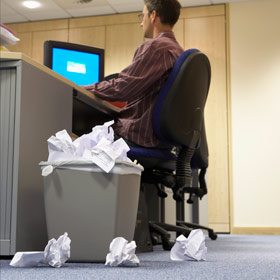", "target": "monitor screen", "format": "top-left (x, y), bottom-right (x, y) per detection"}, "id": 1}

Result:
top-left (44, 40), bottom-right (104, 85)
